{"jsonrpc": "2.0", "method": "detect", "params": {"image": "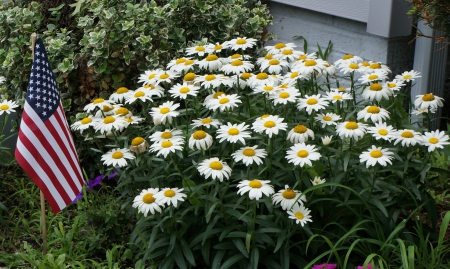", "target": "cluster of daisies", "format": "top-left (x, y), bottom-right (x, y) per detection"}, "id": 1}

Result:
top-left (0, 77), bottom-right (19, 116)
top-left (72, 36), bottom-right (449, 227)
